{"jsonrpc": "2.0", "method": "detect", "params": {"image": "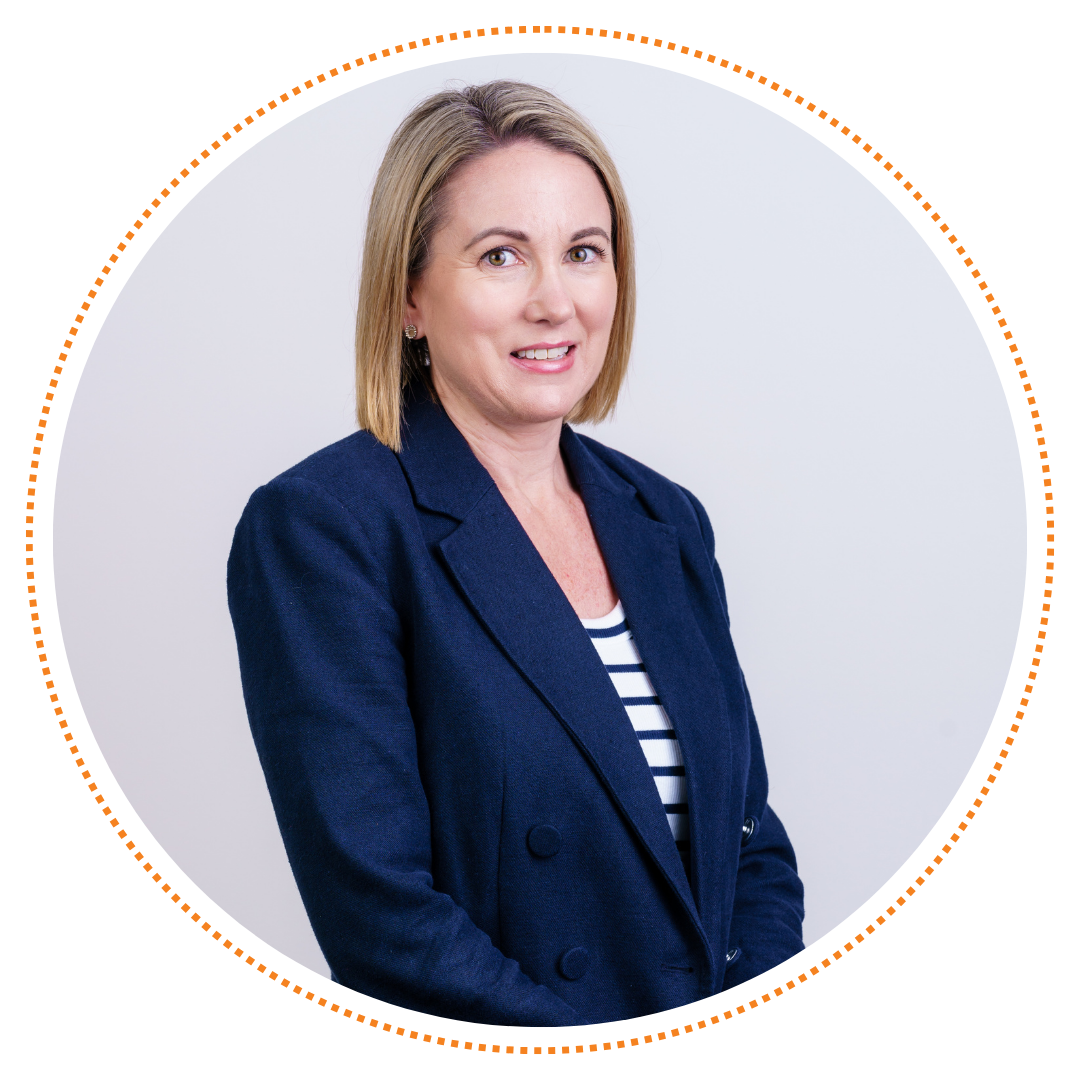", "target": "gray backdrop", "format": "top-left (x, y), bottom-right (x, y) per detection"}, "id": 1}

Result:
top-left (55, 53), bottom-right (1025, 977)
